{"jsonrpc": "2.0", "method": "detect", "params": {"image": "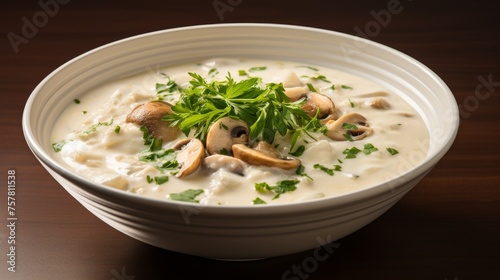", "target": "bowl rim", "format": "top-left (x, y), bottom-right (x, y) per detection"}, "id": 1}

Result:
top-left (22, 22), bottom-right (460, 213)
